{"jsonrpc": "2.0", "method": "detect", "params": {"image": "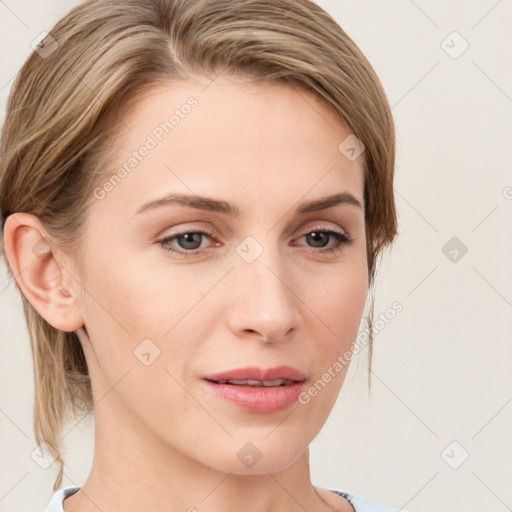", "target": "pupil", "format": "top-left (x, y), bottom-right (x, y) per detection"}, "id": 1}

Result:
top-left (308, 231), bottom-right (328, 248)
